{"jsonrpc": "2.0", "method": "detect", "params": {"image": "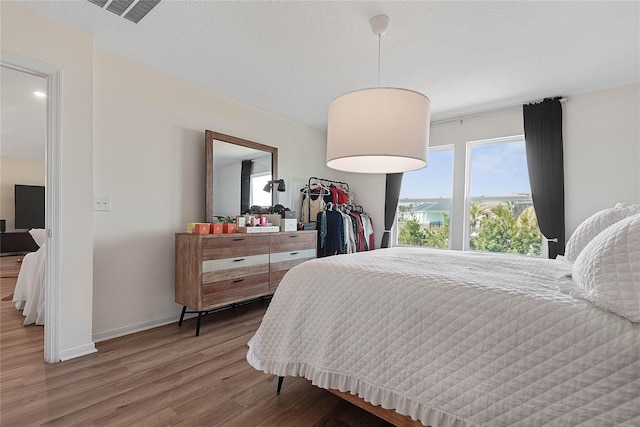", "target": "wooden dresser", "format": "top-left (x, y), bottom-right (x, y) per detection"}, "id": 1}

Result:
top-left (175, 230), bottom-right (316, 335)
